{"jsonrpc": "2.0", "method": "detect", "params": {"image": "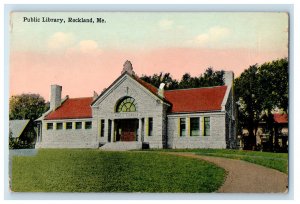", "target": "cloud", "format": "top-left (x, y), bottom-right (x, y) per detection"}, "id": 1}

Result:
top-left (65, 40), bottom-right (102, 56)
top-left (79, 40), bottom-right (99, 53)
top-left (193, 26), bottom-right (231, 47)
top-left (158, 19), bottom-right (174, 30)
top-left (47, 32), bottom-right (75, 50)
